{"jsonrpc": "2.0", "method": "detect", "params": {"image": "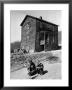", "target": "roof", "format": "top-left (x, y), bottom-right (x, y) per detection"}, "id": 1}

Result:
top-left (20, 15), bottom-right (58, 26)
